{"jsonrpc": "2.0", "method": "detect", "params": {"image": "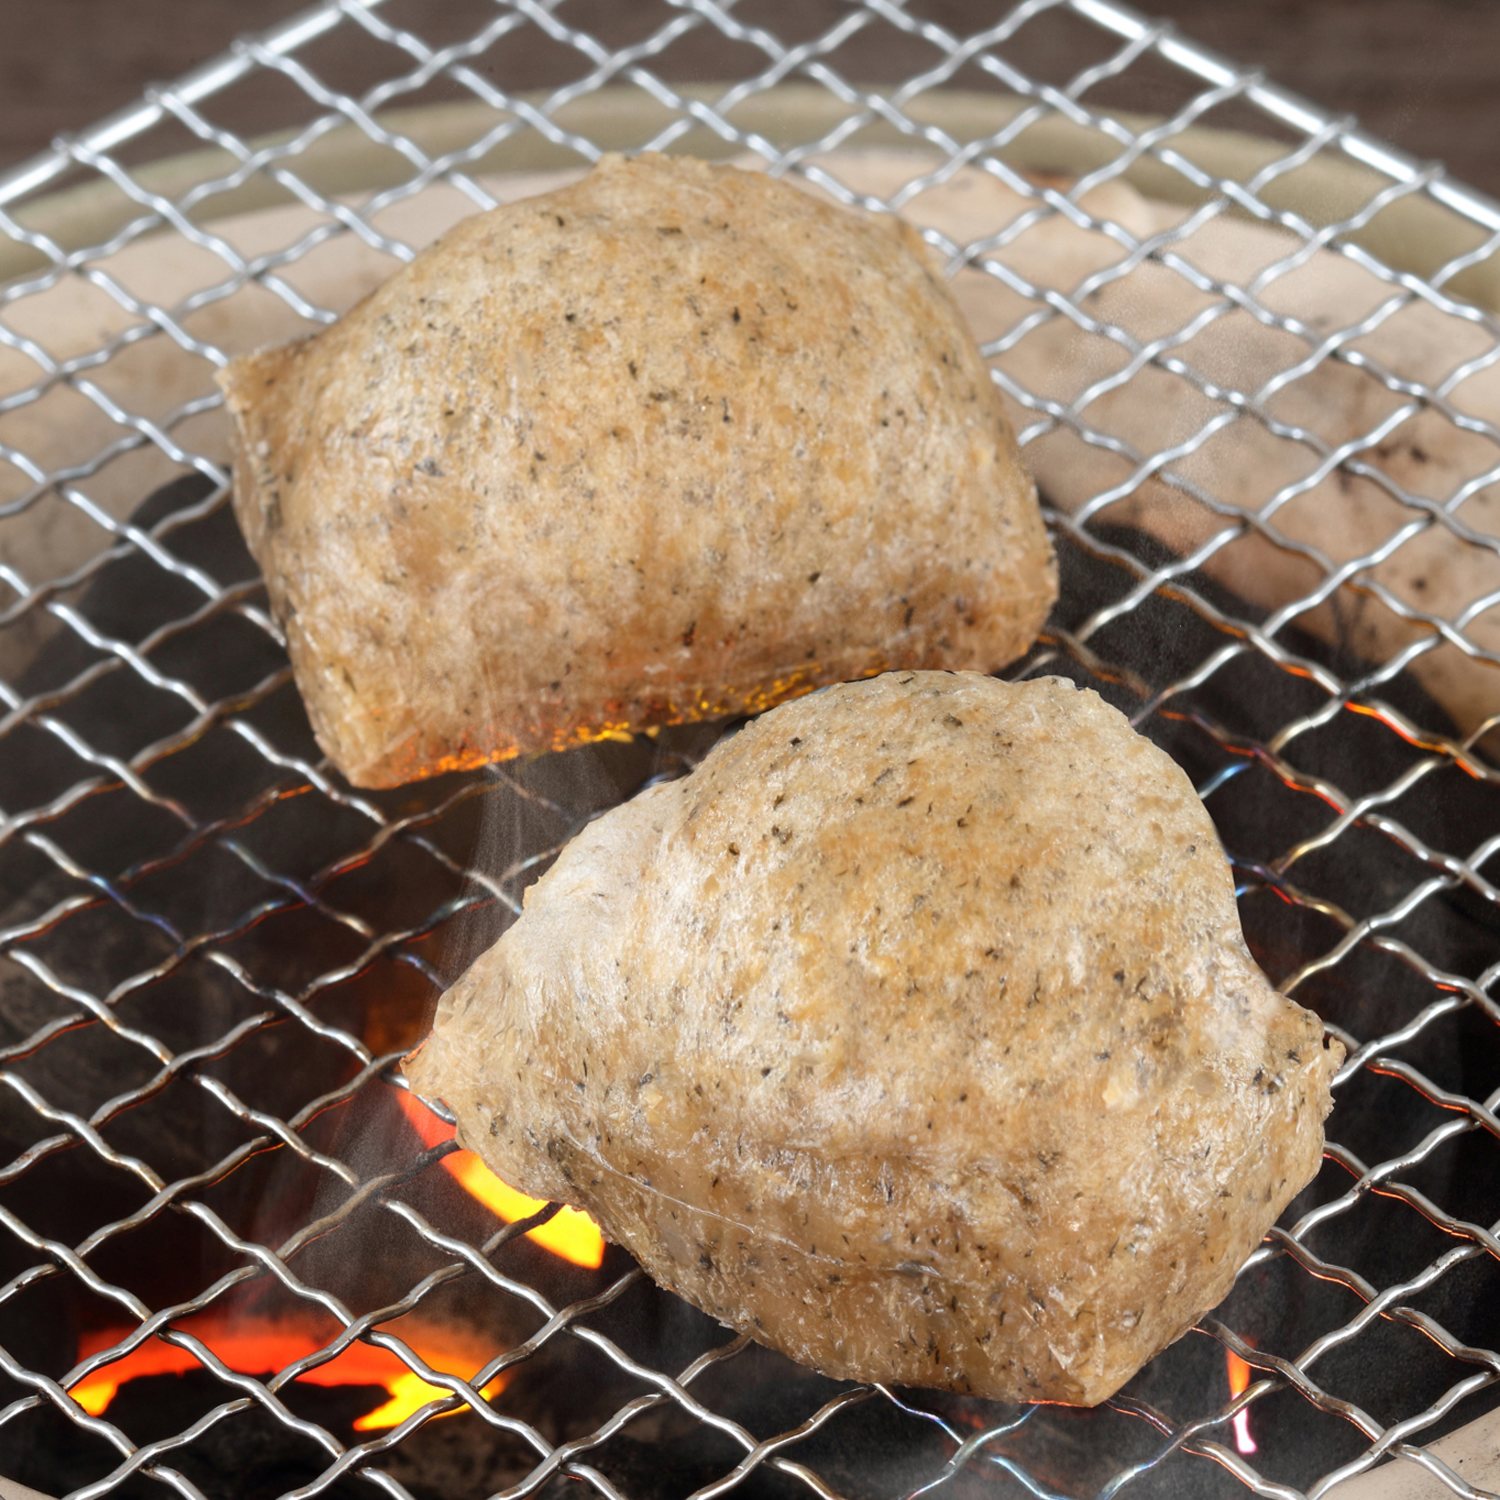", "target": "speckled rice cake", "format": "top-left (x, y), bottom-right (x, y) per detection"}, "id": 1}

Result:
top-left (219, 154), bottom-right (1055, 788)
top-left (406, 670), bottom-right (1342, 1405)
